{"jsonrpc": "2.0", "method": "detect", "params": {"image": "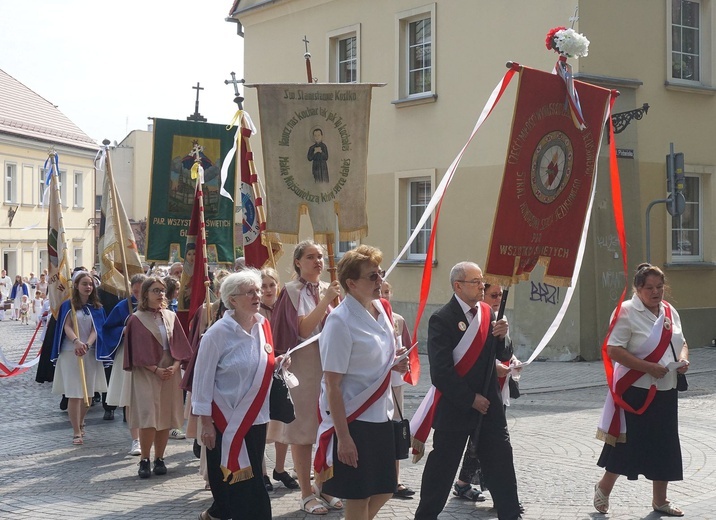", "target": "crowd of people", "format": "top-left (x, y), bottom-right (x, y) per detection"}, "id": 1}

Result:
top-left (0, 269), bottom-right (48, 324)
top-left (17, 249), bottom-right (690, 520)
